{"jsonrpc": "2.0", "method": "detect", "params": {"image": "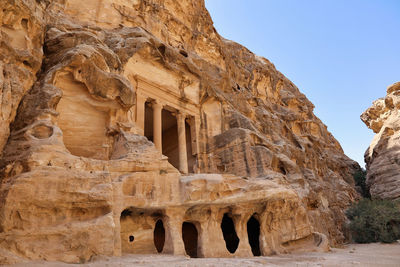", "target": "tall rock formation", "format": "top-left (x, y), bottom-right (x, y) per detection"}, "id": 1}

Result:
top-left (361, 82), bottom-right (400, 200)
top-left (0, 0), bottom-right (359, 264)
top-left (0, 0), bottom-right (44, 156)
